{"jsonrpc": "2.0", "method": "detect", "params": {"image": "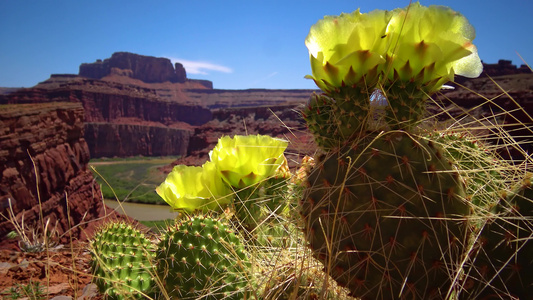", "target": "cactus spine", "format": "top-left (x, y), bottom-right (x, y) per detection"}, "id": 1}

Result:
top-left (89, 221), bottom-right (156, 300)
